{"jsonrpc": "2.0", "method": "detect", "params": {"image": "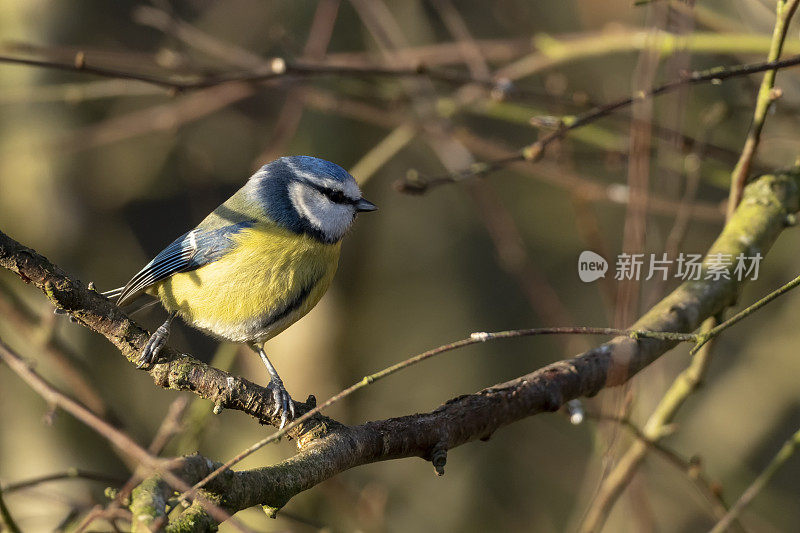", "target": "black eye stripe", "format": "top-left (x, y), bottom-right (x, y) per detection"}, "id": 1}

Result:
top-left (310, 184), bottom-right (357, 205)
